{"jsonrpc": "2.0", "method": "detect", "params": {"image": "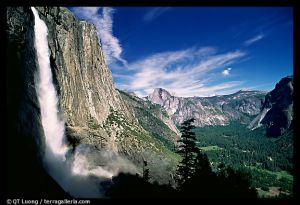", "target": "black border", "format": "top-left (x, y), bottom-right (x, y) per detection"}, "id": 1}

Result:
top-left (2, 0), bottom-right (299, 204)
top-left (1, 0), bottom-right (299, 7)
